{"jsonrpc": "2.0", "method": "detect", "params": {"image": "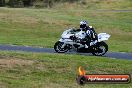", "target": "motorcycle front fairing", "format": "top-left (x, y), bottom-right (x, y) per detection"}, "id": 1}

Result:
top-left (59, 29), bottom-right (75, 42)
top-left (59, 38), bottom-right (73, 42)
top-left (61, 29), bottom-right (75, 38)
top-left (58, 29), bottom-right (75, 48)
top-left (59, 29), bottom-right (86, 49)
